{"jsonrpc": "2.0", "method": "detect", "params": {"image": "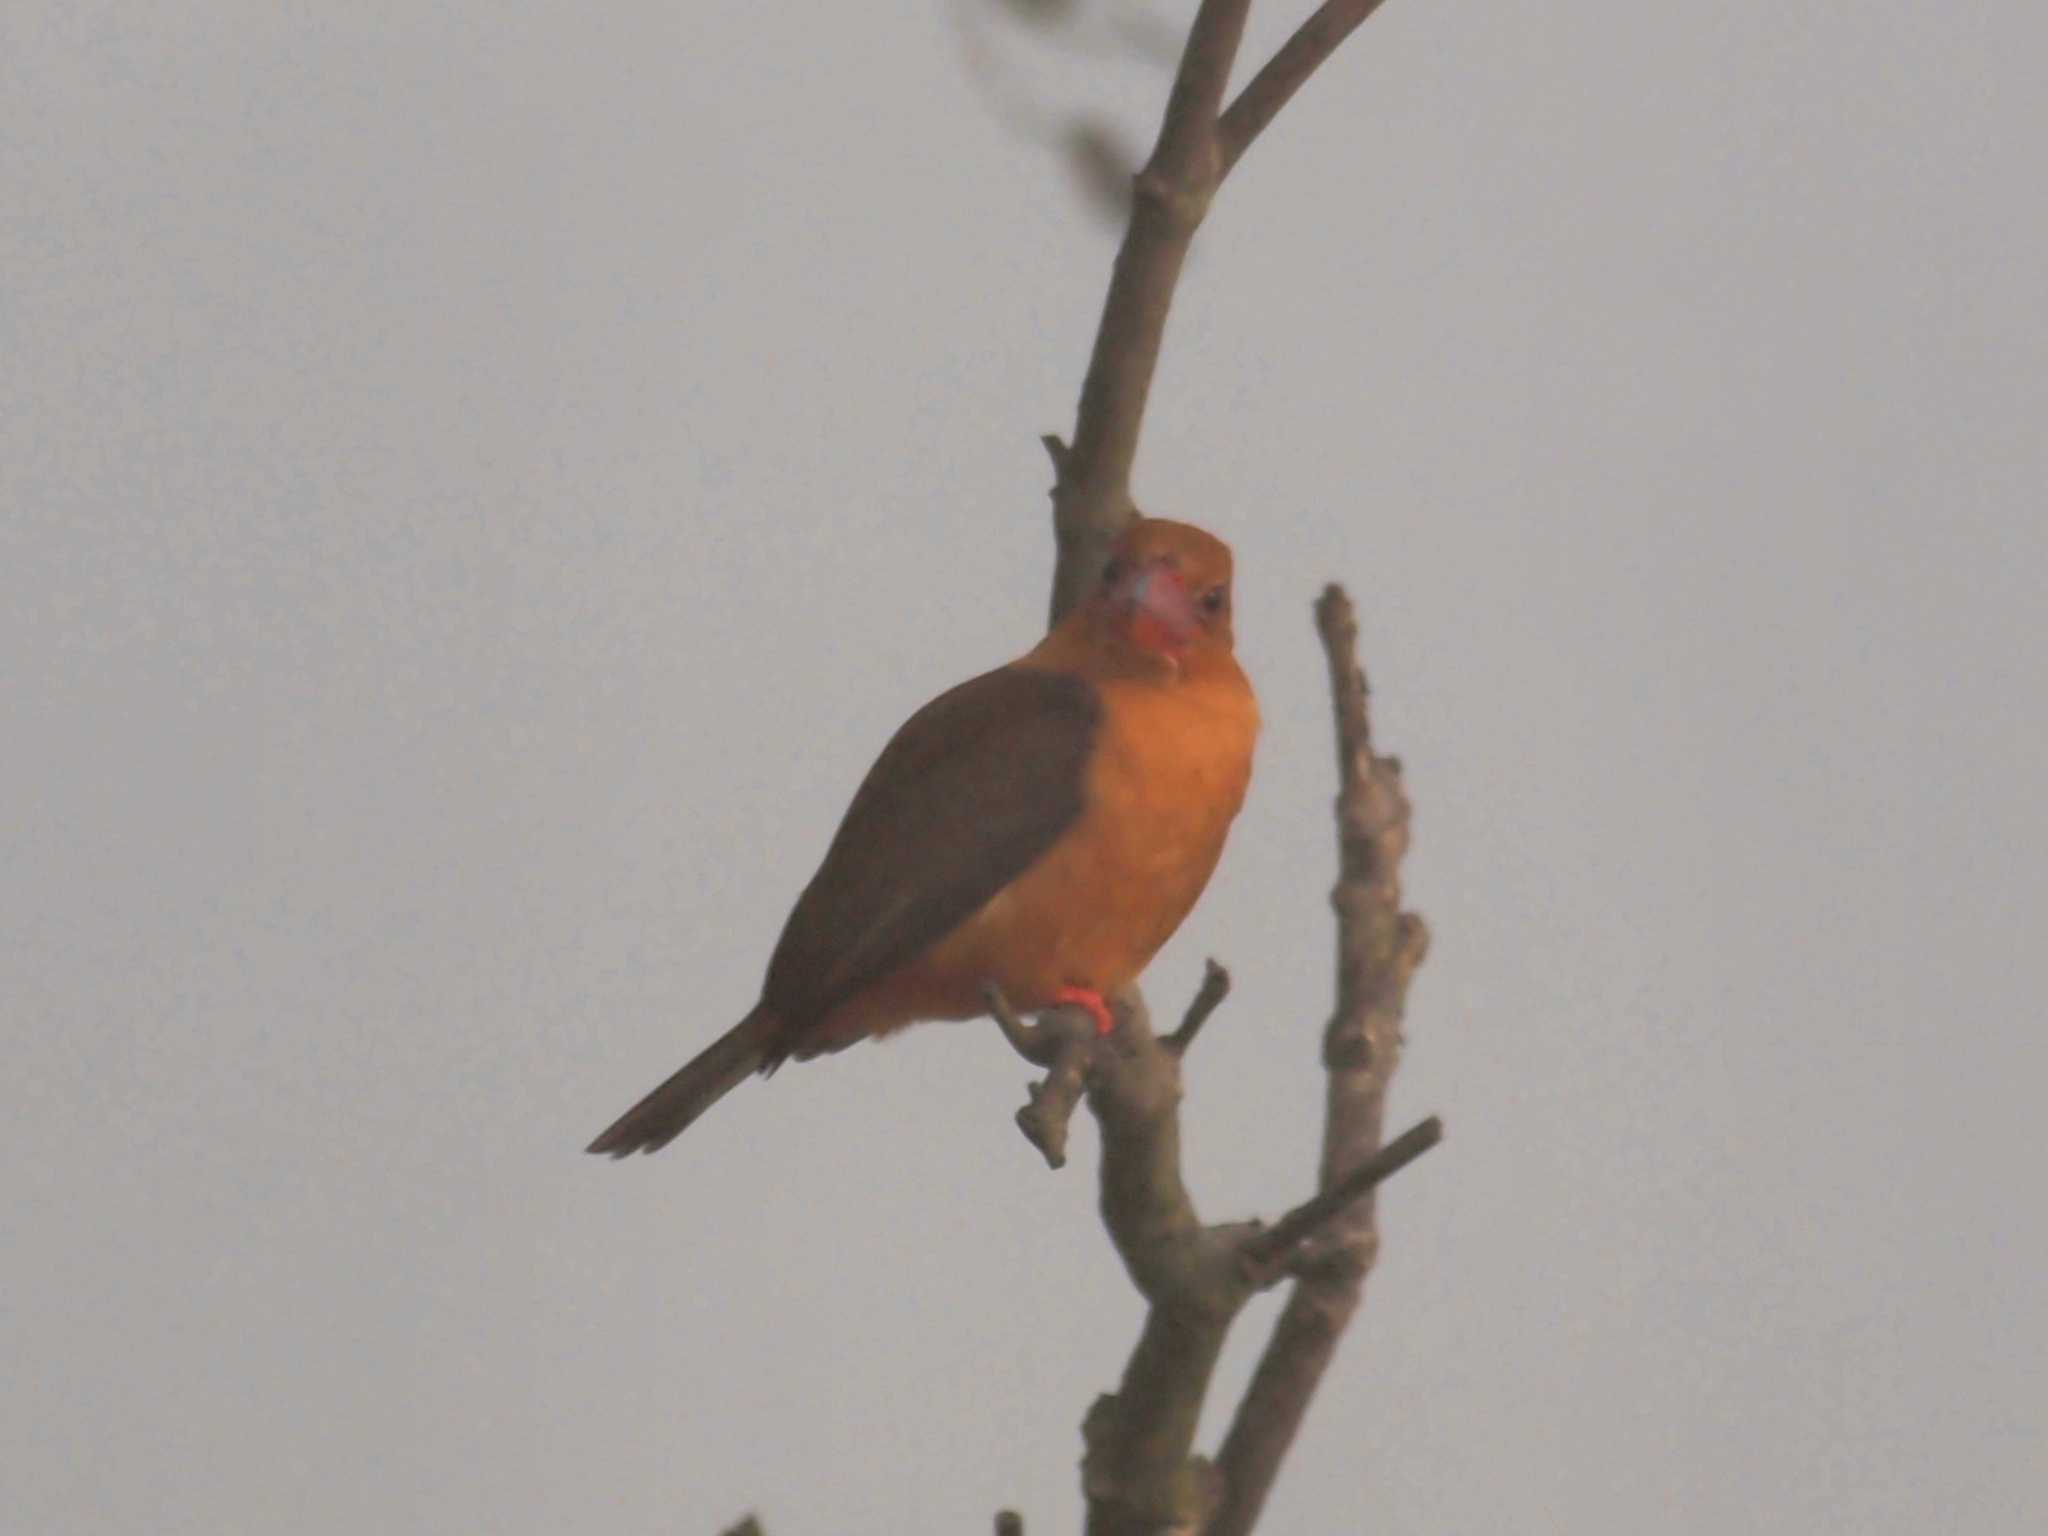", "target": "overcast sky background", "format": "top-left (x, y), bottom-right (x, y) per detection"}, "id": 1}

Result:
top-left (7, 2), bottom-right (2045, 1531)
